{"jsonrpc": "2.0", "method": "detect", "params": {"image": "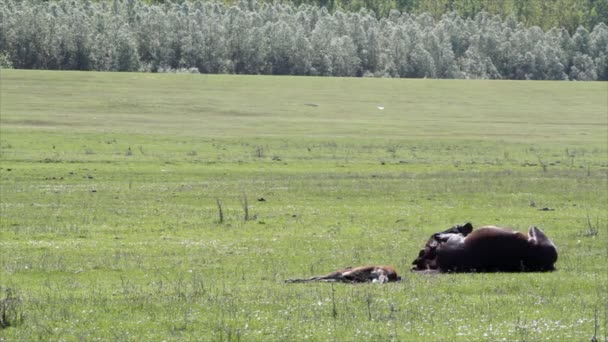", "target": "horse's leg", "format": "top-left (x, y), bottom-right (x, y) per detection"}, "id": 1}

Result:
top-left (285, 271), bottom-right (345, 283)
